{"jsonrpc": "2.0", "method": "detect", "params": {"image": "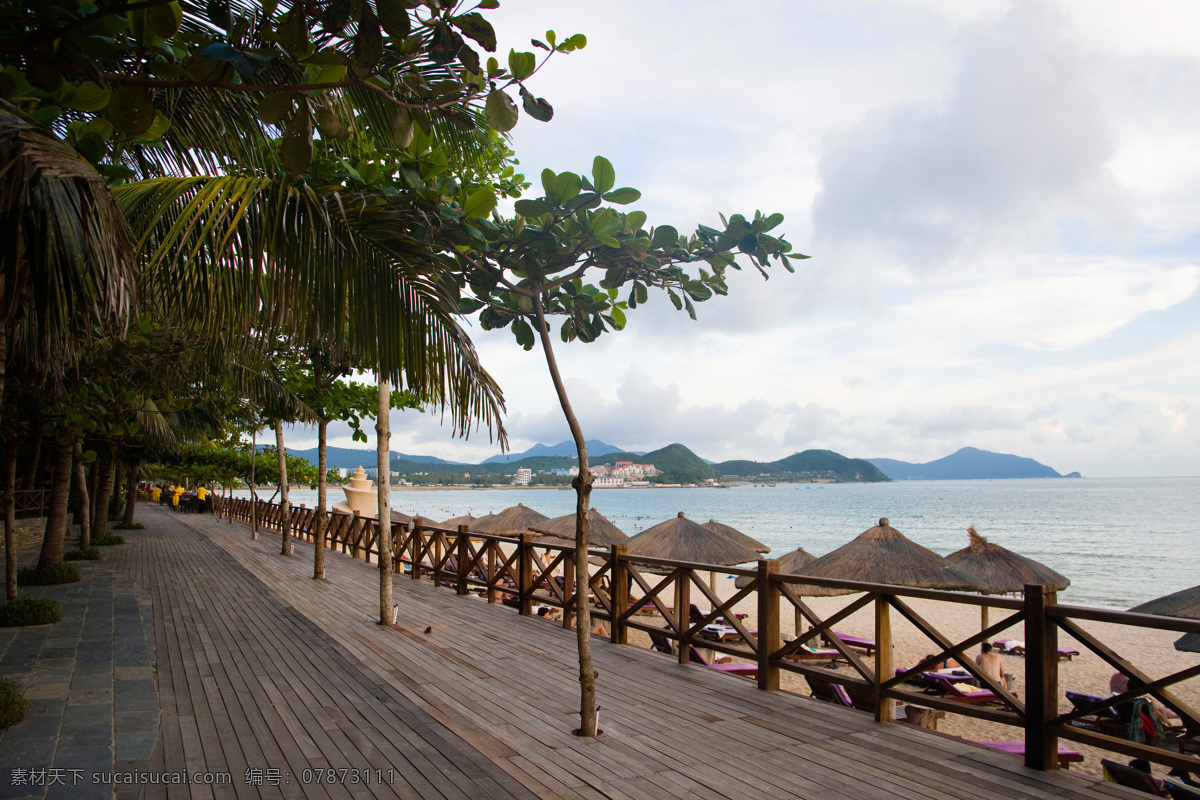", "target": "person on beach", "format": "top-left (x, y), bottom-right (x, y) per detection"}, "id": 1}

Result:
top-left (975, 642), bottom-right (1006, 689)
top-left (924, 653), bottom-right (961, 670)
